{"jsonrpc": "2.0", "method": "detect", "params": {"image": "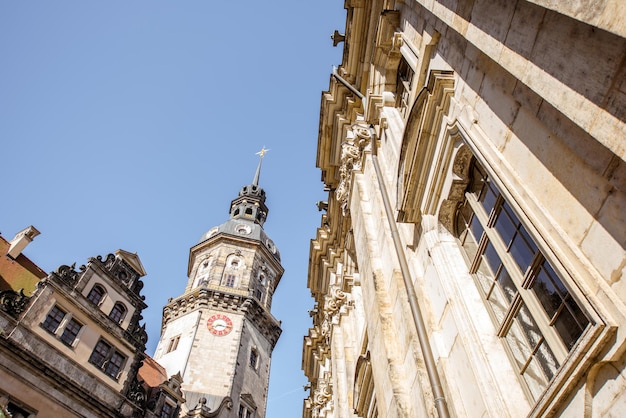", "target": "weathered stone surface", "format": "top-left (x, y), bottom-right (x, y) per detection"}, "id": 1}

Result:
top-left (305, 1), bottom-right (626, 417)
